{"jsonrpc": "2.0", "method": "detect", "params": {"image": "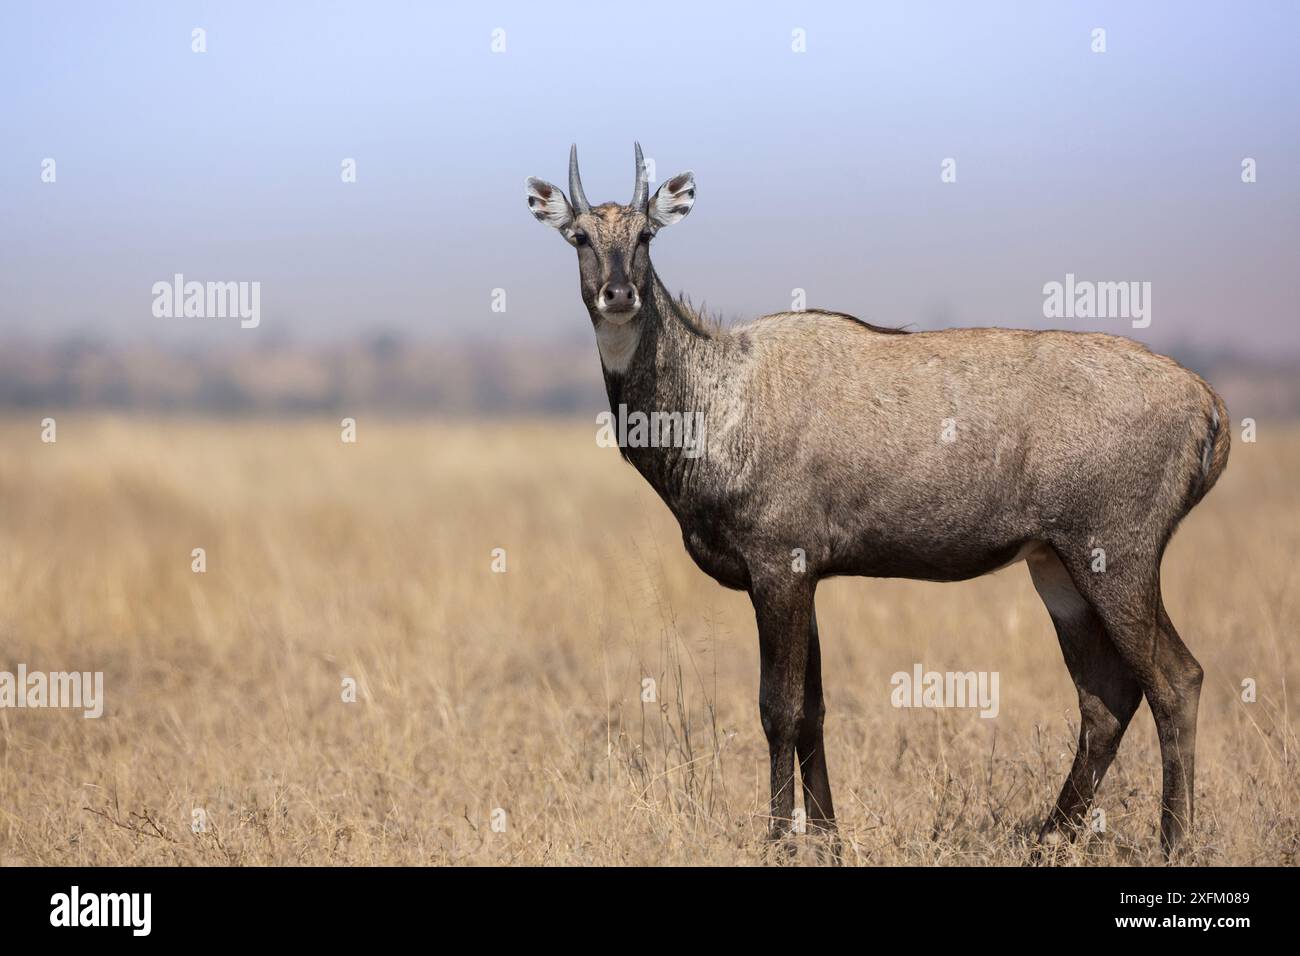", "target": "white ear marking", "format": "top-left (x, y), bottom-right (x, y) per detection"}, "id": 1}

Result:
top-left (649, 171), bottom-right (695, 228)
top-left (526, 177), bottom-right (574, 233)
